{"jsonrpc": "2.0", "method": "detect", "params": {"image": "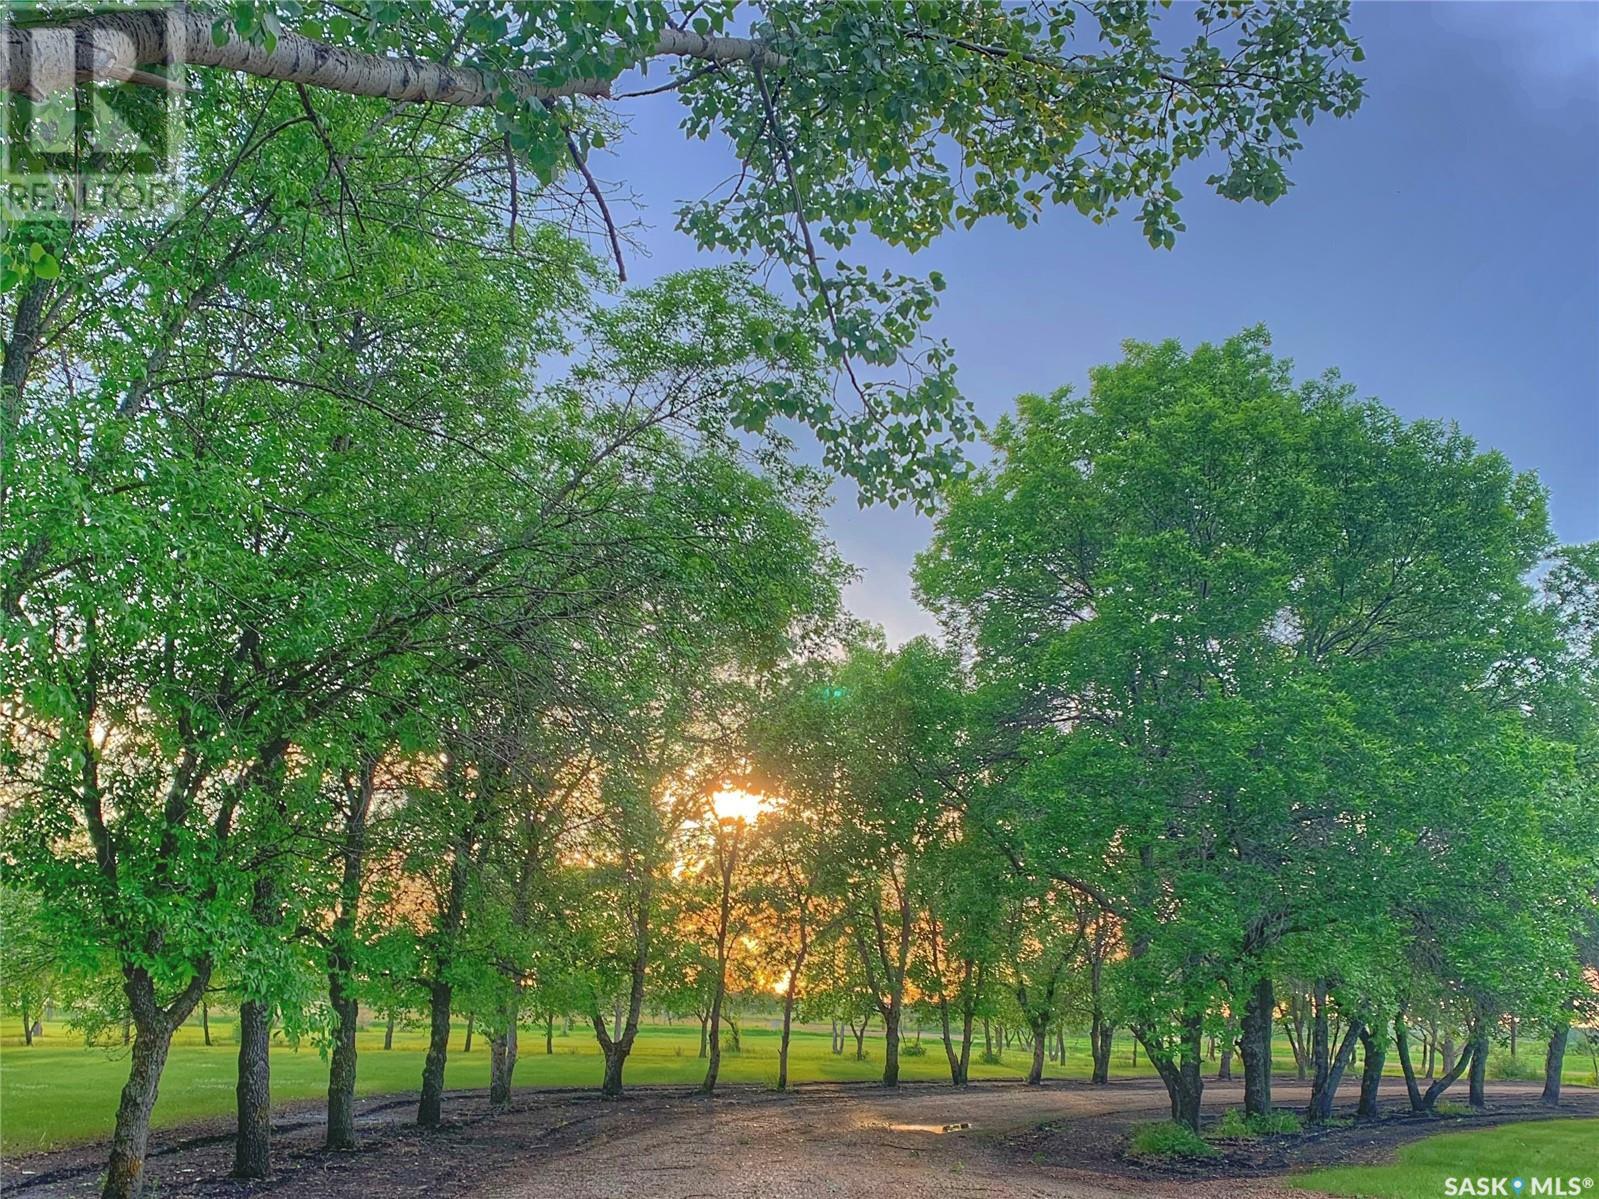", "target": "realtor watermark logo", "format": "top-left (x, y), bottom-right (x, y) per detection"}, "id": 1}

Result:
top-left (2, 1), bottom-right (185, 221)
top-left (1445, 1177), bottom-right (1595, 1196)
